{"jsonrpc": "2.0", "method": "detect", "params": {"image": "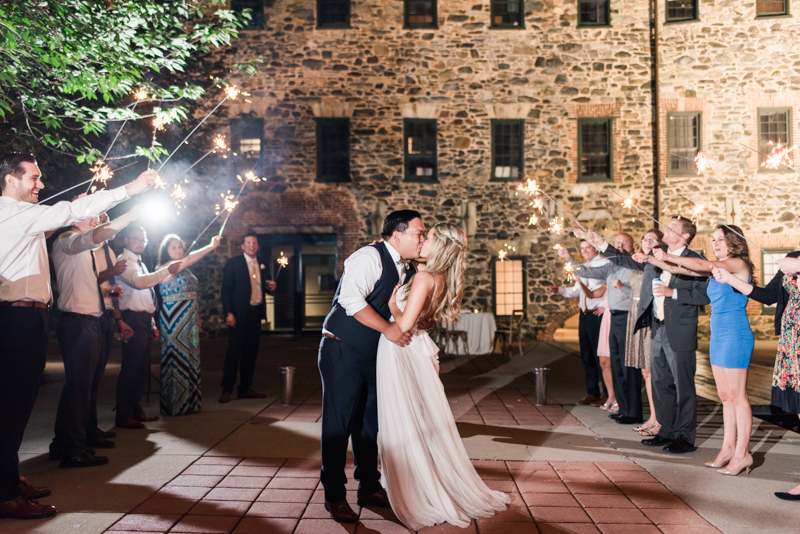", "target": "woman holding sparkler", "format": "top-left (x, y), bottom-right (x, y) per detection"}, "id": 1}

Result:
top-left (377, 223), bottom-right (509, 529)
top-left (713, 214), bottom-right (800, 498)
top-left (628, 229), bottom-right (664, 437)
top-left (639, 226), bottom-right (755, 476)
top-left (155, 234), bottom-right (222, 416)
